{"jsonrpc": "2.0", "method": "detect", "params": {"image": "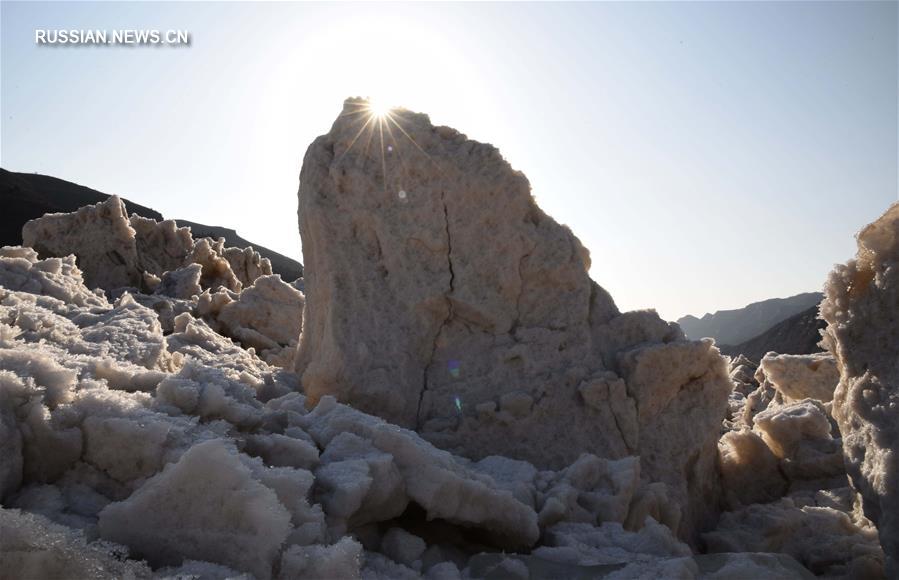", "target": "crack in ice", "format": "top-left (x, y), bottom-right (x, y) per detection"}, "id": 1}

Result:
top-left (416, 193), bottom-right (455, 429)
